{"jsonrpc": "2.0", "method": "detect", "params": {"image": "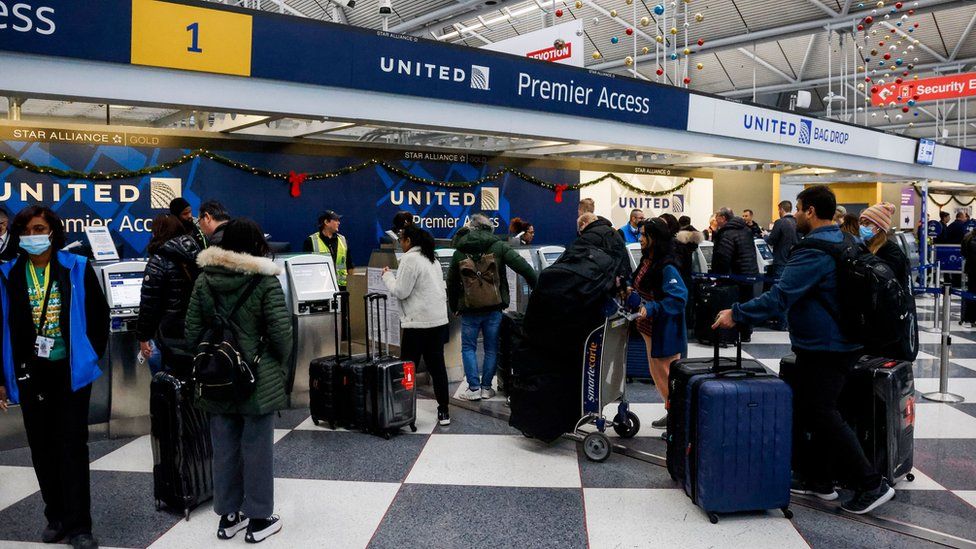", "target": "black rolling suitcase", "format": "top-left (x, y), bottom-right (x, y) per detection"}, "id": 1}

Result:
top-left (693, 282), bottom-right (739, 346)
top-left (666, 335), bottom-right (770, 483)
top-left (498, 311), bottom-right (527, 394)
top-left (150, 372), bottom-right (213, 520)
top-left (362, 293), bottom-right (418, 438)
top-left (309, 292), bottom-right (362, 428)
